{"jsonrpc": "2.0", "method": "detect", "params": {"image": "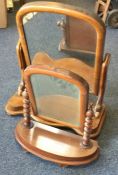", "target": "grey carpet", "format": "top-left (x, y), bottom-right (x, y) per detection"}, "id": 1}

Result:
top-left (0, 2), bottom-right (118, 175)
